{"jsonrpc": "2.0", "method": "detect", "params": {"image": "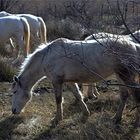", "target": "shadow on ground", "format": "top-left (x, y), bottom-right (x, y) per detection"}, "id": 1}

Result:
top-left (0, 116), bottom-right (24, 139)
